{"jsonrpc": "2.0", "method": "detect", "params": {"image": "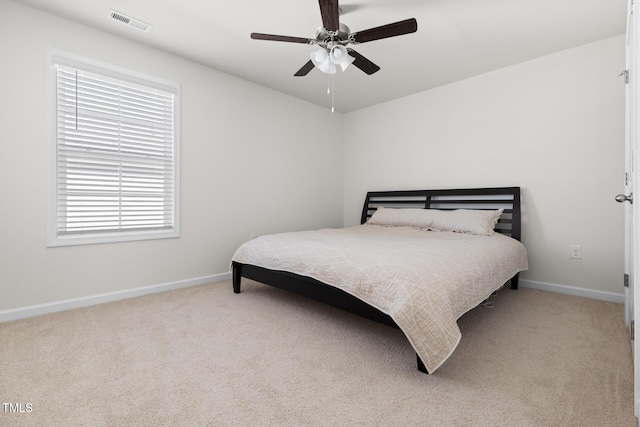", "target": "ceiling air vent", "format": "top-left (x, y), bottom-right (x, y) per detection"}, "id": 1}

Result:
top-left (109, 10), bottom-right (152, 33)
